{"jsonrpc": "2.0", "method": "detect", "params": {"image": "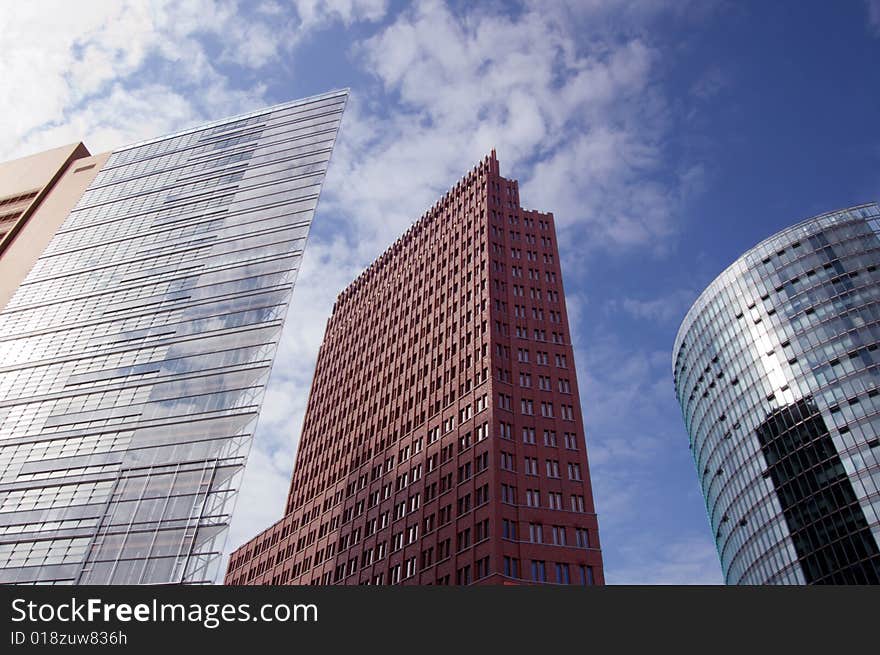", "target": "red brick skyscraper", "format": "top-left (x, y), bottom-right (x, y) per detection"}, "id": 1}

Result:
top-left (226, 151), bottom-right (604, 585)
